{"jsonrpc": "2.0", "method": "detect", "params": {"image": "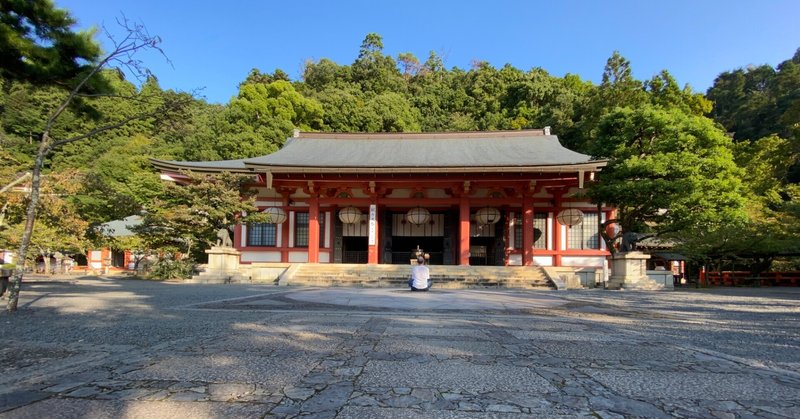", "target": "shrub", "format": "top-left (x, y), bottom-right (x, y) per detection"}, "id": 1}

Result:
top-left (147, 256), bottom-right (194, 280)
